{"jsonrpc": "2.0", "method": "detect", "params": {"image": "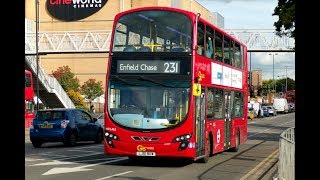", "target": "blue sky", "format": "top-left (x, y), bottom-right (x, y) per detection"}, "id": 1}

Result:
top-left (196, 0), bottom-right (295, 80)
